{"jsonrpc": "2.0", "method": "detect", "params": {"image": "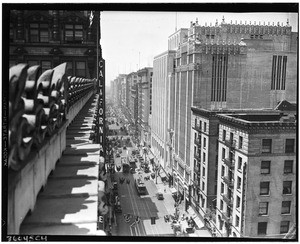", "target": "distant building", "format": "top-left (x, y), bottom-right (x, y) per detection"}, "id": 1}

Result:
top-left (150, 50), bottom-right (176, 174)
top-left (9, 10), bottom-right (101, 78)
top-left (126, 72), bottom-right (138, 123)
top-left (168, 28), bottom-right (189, 51)
top-left (136, 67), bottom-right (153, 146)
